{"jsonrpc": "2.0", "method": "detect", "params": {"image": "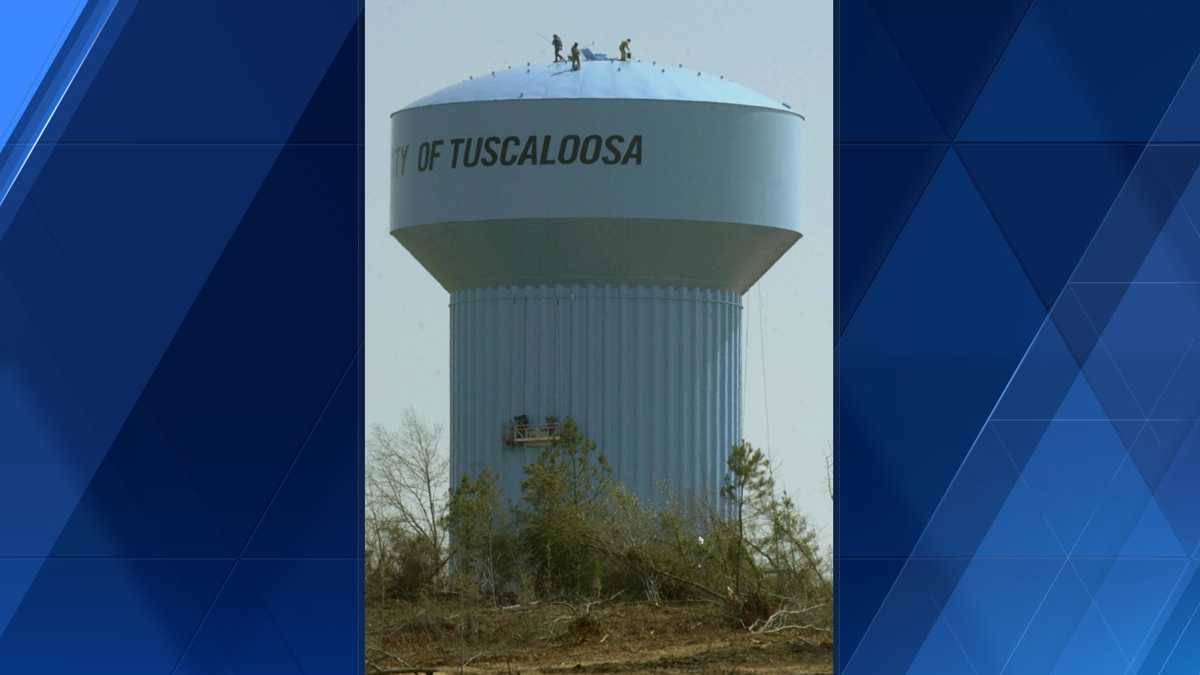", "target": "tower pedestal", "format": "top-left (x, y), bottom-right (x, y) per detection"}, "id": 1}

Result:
top-left (450, 284), bottom-right (742, 507)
